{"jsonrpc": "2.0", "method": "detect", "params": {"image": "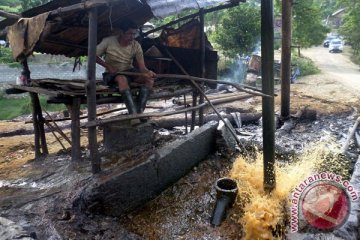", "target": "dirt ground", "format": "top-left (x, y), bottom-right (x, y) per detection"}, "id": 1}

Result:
top-left (0, 45), bottom-right (359, 239)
